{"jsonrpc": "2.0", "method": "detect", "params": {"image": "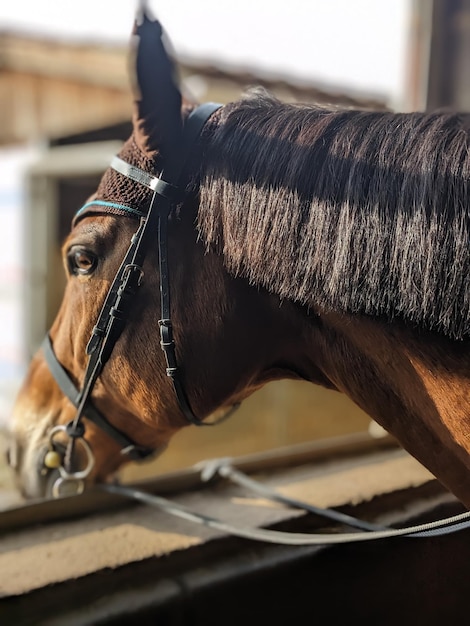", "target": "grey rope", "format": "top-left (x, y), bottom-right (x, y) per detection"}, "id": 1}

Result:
top-left (100, 459), bottom-right (470, 545)
top-left (200, 458), bottom-right (385, 532)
